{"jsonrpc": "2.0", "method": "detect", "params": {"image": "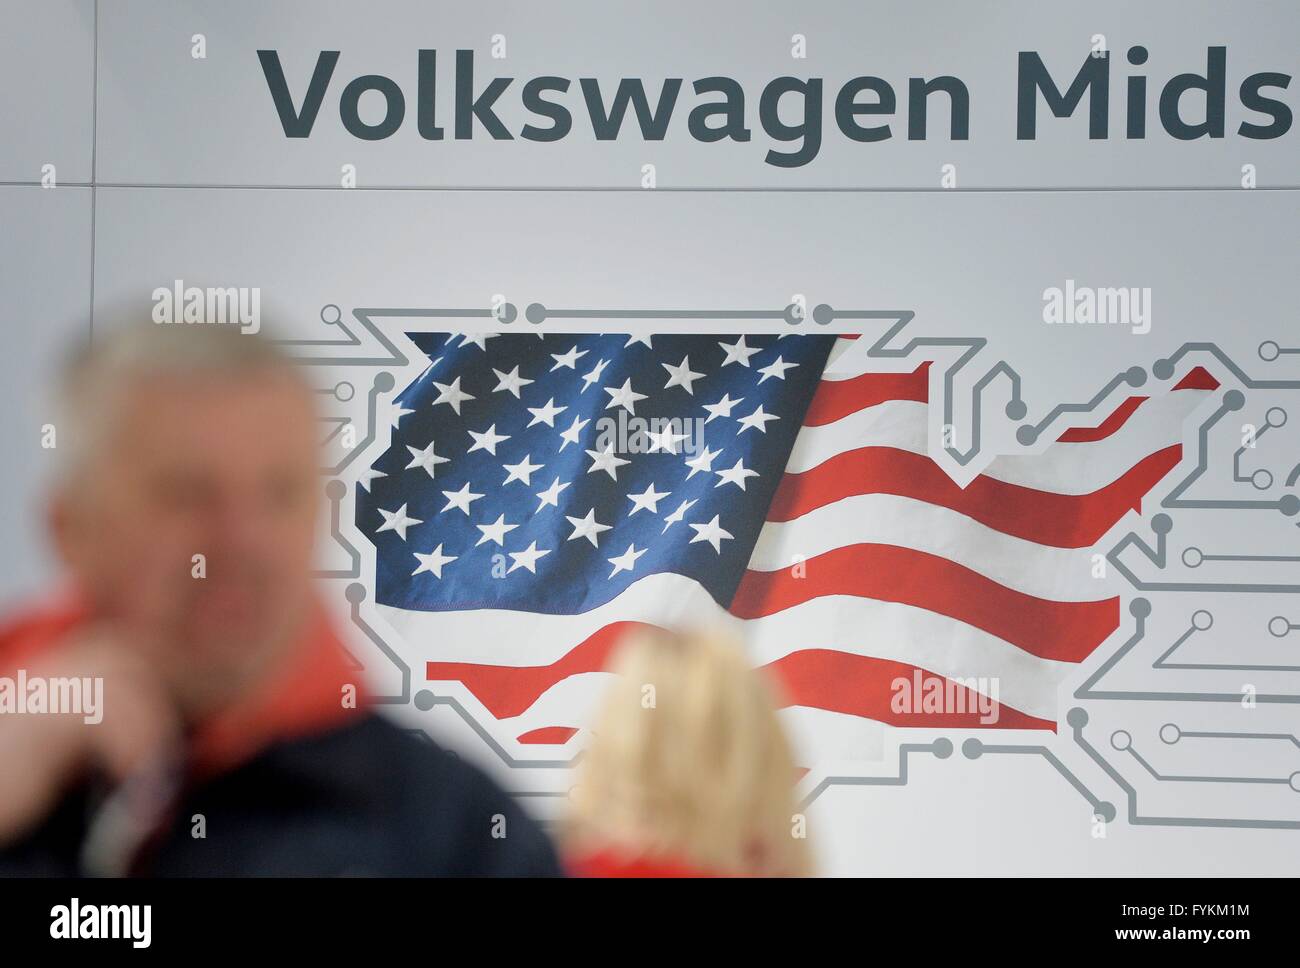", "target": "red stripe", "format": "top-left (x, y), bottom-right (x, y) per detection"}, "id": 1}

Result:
top-left (806, 363), bottom-right (1213, 442)
top-left (731, 542), bottom-right (1117, 662)
top-left (804, 363), bottom-right (929, 426)
top-left (765, 650), bottom-right (1054, 730)
top-left (1173, 366), bottom-right (1219, 390)
top-left (767, 444), bottom-right (1182, 548)
top-left (1055, 370), bottom-right (1217, 443)
top-left (1058, 397), bottom-right (1147, 442)
top-left (438, 631), bottom-right (1055, 732)
top-left (518, 651), bottom-right (1052, 742)
top-left (517, 726), bottom-right (578, 744)
top-left (426, 620), bottom-right (649, 719)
